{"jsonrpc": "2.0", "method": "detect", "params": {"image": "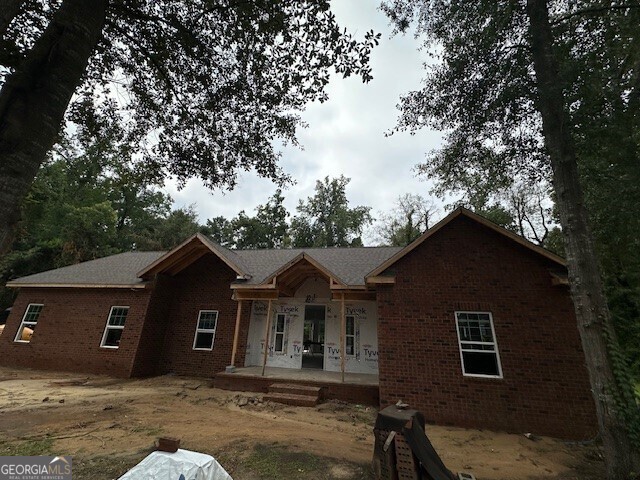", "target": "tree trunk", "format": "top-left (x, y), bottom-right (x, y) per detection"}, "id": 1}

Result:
top-left (0, 0), bottom-right (24, 38)
top-left (0, 0), bottom-right (107, 254)
top-left (526, 1), bottom-right (640, 478)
